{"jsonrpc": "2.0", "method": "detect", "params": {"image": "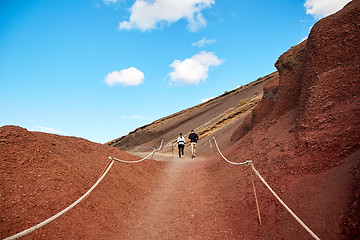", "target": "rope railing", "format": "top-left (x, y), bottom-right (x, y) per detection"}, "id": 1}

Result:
top-left (209, 136), bottom-right (321, 240)
top-left (3, 140), bottom-right (164, 240)
top-left (157, 140), bottom-right (164, 151)
top-left (4, 137), bottom-right (321, 240)
top-left (211, 136), bottom-right (249, 165)
top-left (250, 164), bottom-right (320, 240)
top-left (110, 149), bottom-right (155, 163)
top-left (4, 160), bottom-right (115, 240)
top-left (109, 140), bottom-right (163, 163)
